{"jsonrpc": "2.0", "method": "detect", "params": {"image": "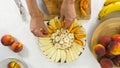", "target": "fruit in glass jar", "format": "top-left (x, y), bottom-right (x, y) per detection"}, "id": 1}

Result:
top-left (8, 61), bottom-right (21, 68)
top-left (99, 36), bottom-right (111, 47)
top-left (107, 41), bottom-right (120, 55)
top-left (100, 58), bottom-right (113, 68)
top-left (93, 44), bottom-right (106, 58)
top-left (1, 34), bottom-right (14, 46)
top-left (11, 42), bottom-right (23, 52)
top-left (112, 34), bottom-right (120, 42)
top-left (112, 55), bottom-right (120, 67)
